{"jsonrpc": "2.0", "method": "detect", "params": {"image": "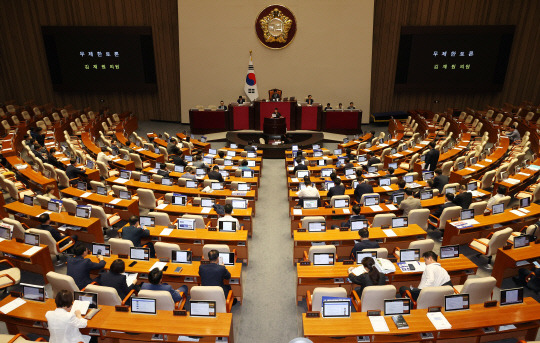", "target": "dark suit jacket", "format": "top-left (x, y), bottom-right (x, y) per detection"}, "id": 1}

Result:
top-left (170, 155), bottom-right (187, 166)
top-left (208, 170), bottom-right (224, 182)
top-left (327, 185), bottom-right (346, 198)
top-left (47, 155), bottom-right (64, 169)
top-left (432, 175), bottom-right (449, 193)
top-left (454, 192), bottom-right (473, 209)
top-left (37, 224), bottom-right (63, 242)
top-left (293, 164), bottom-right (308, 173)
top-left (306, 99), bottom-right (314, 104)
top-left (354, 182), bottom-right (374, 202)
top-left (166, 143), bottom-right (177, 154)
top-left (350, 240), bottom-right (380, 259)
top-left (367, 157), bottom-right (381, 166)
top-left (237, 98), bottom-right (245, 104)
top-left (96, 271), bottom-right (137, 299)
top-left (348, 271), bottom-right (386, 295)
top-left (343, 214), bottom-right (367, 228)
top-left (433, 201), bottom-right (455, 218)
top-left (157, 169), bottom-right (170, 178)
top-left (122, 225), bottom-right (150, 247)
top-left (425, 148), bottom-right (440, 171)
top-left (141, 283), bottom-right (182, 302)
top-left (244, 145), bottom-right (256, 152)
top-left (198, 263), bottom-right (231, 295)
top-left (67, 256), bottom-right (106, 290)
top-left (66, 164), bottom-right (86, 179)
